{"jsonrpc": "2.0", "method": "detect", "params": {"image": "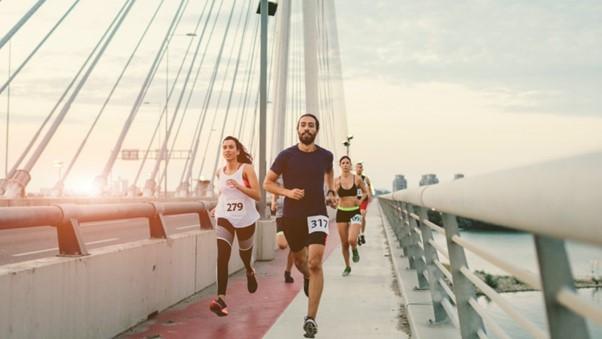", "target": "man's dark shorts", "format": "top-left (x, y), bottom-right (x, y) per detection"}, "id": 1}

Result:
top-left (281, 216), bottom-right (328, 252)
